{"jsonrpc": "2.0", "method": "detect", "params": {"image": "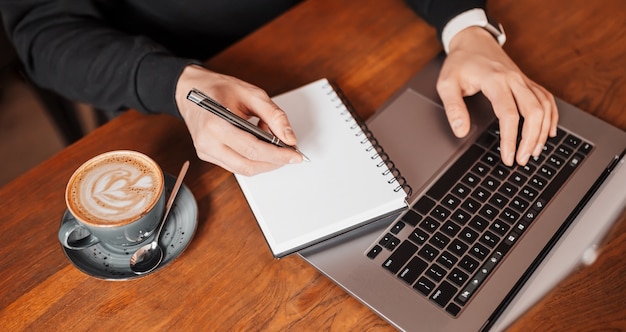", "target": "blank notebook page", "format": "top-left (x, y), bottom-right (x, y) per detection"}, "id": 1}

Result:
top-left (235, 78), bottom-right (408, 257)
